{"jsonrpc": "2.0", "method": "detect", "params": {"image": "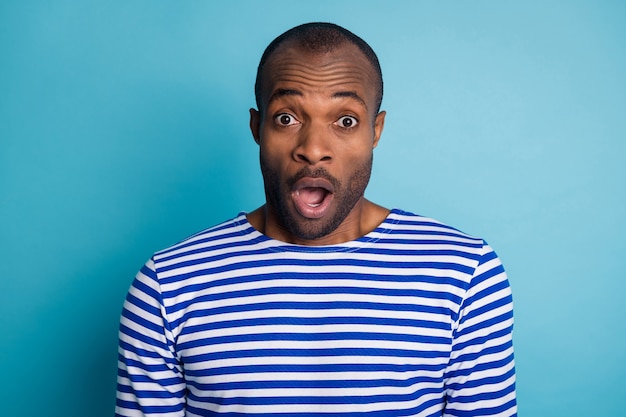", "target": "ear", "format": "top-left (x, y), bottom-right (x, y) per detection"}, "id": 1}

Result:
top-left (372, 110), bottom-right (386, 149)
top-left (249, 108), bottom-right (261, 145)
